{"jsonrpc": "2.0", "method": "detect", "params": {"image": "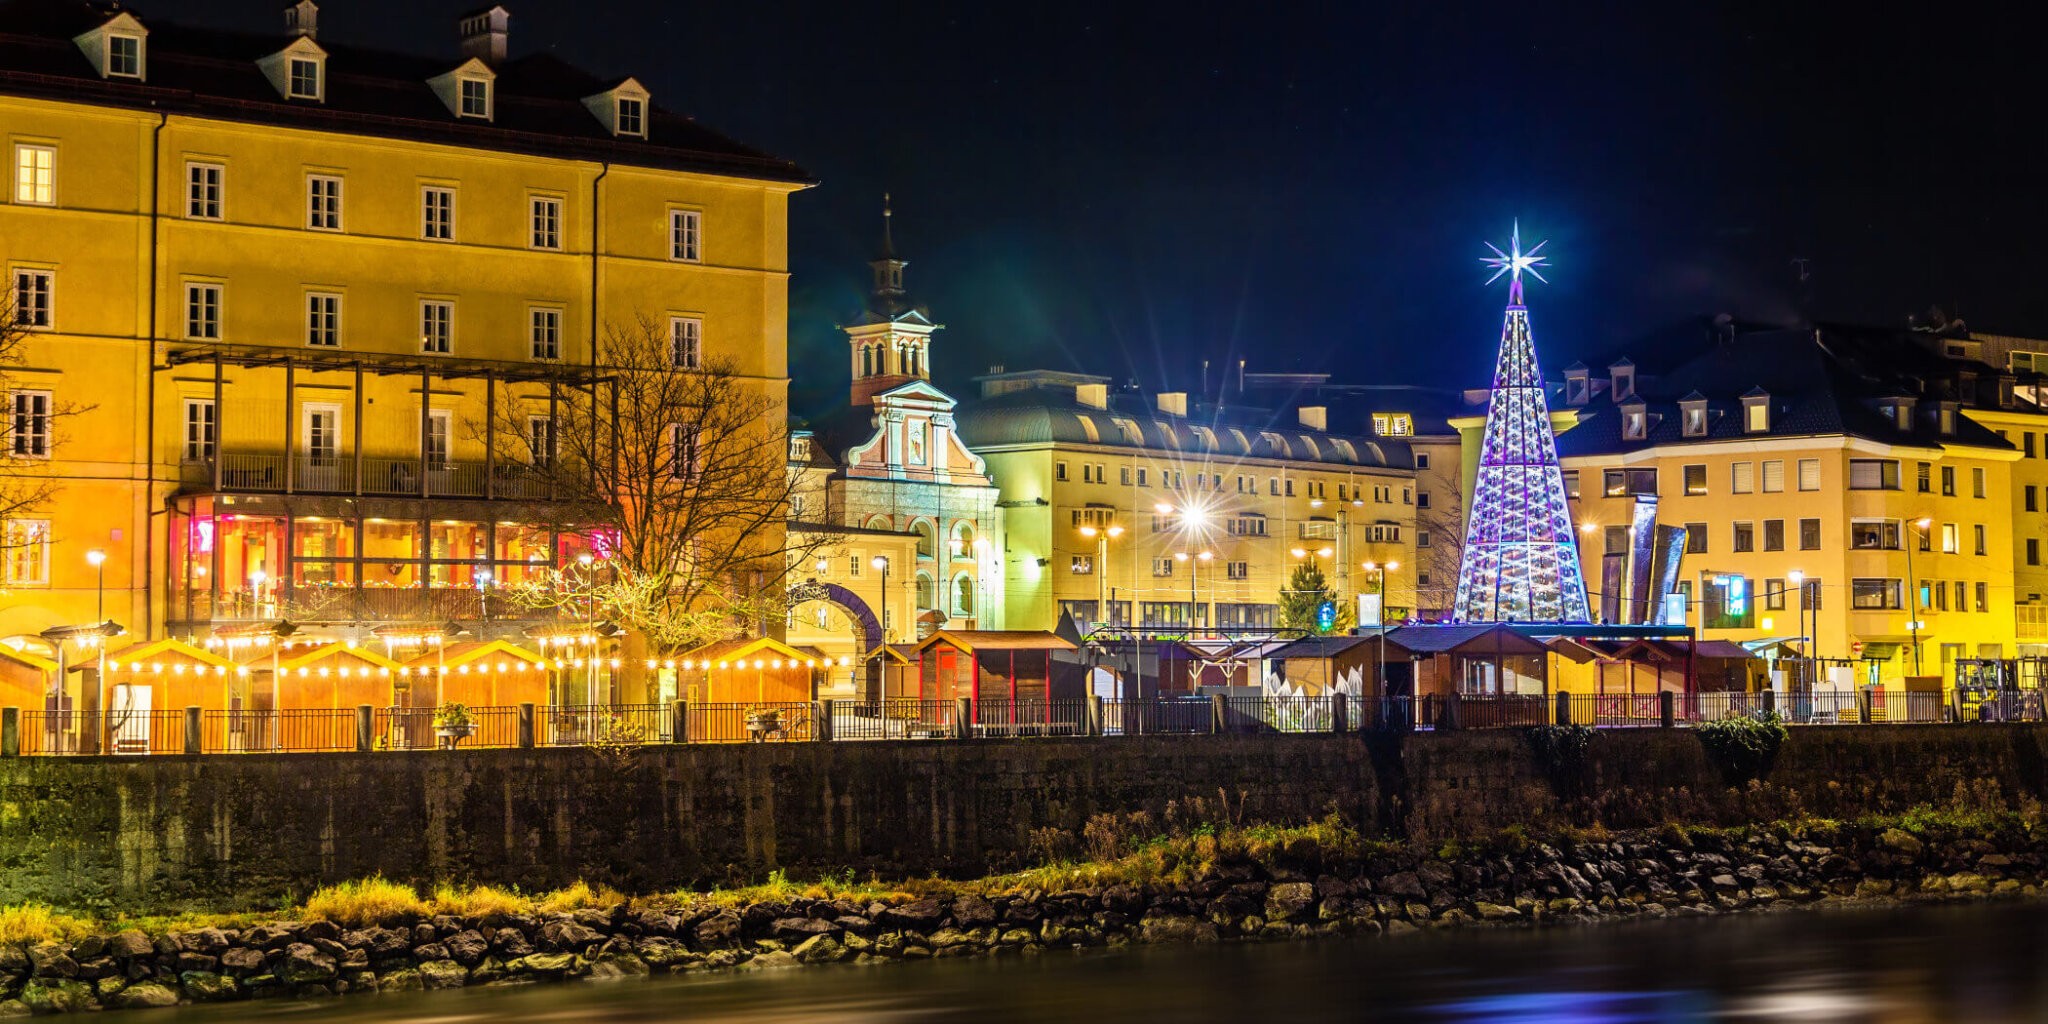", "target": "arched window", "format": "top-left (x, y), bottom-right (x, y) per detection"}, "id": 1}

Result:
top-left (951, 521), bottom-right (976, 559)
top-left (915, 571), bottom-right (936, 611)
top-left (864, 513), bottom-right (892, 531)
top-left (912, 519), bottom-right (935, 559)
top-left (954, 574), bottom-right (975, 616)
